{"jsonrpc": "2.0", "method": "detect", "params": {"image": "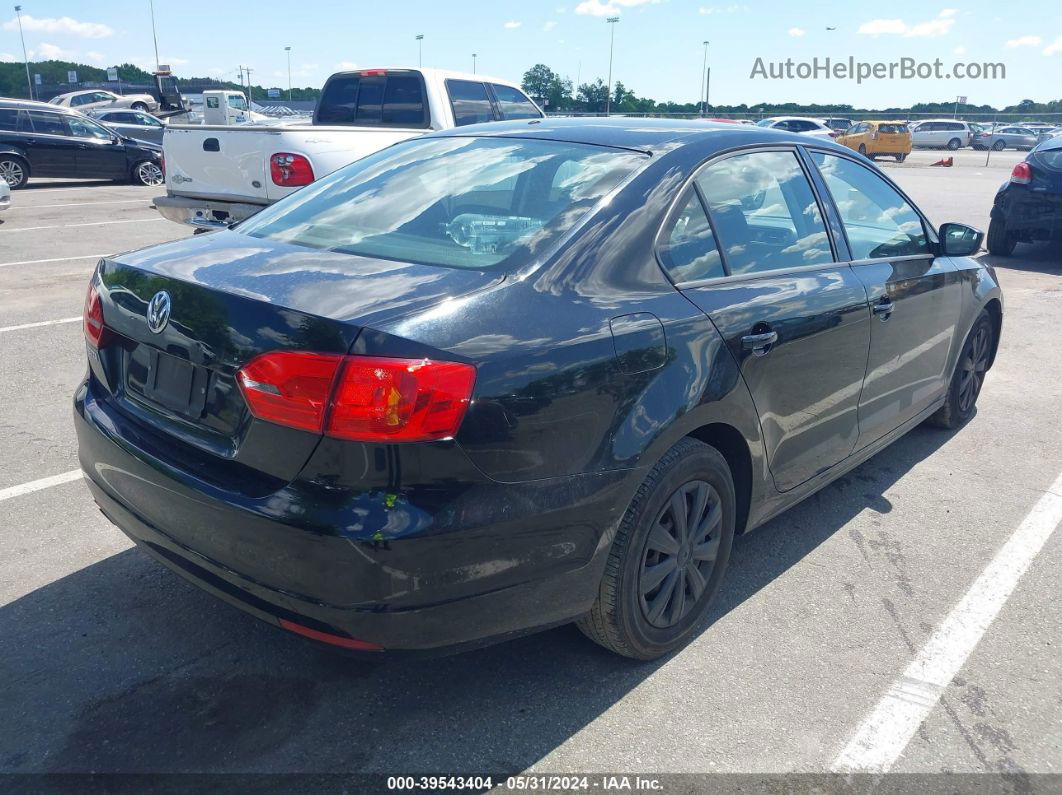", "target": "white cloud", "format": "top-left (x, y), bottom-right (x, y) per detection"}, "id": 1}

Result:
top-left (0, 52), bottom-right (17, 62)
top-left (1044, 36), bottom-right (1062, 56)
top-left (2, 14), bottom-right (112, 38)
top-left (576, 0), bottom-right (658, 17)
top-left (336, 61), bottom-right (358, 71)
top-left (504, 20), bottom-right (522, 29)
top-left (85, 51), bottom-right (105, 63)
top-left (1005, 35), bottom-right (1041, 47)
top-left (788, 27), bottom-right (806, 37)
top-left (698, 4), bottom-right (747, 14)
top-left (857, 10), bottom-right (955, 38)
top-left (33, 42), bottom-right (78, 60)
top-left (129, 54), bottom-right (188, 72)
top-left (544, 20), bottom-right (558, 31)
